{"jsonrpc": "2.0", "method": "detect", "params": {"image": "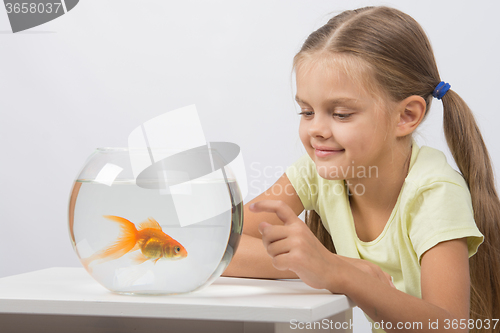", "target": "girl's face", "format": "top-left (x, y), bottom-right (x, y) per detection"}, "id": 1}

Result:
top-left (296, 58), bottom-right (397, 181)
